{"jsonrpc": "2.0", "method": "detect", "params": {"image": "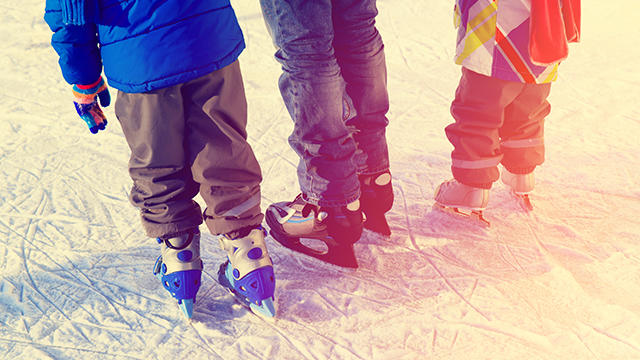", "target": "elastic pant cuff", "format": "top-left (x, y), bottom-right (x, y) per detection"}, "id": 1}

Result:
top-left (223, 225), bottom-right (260, 240)
top-left (160, 228), bottom-right (197, 241)
top-left (505, 166), bottom-right (536, 175)
top-left (460, 181), bottom-right (493, 190)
